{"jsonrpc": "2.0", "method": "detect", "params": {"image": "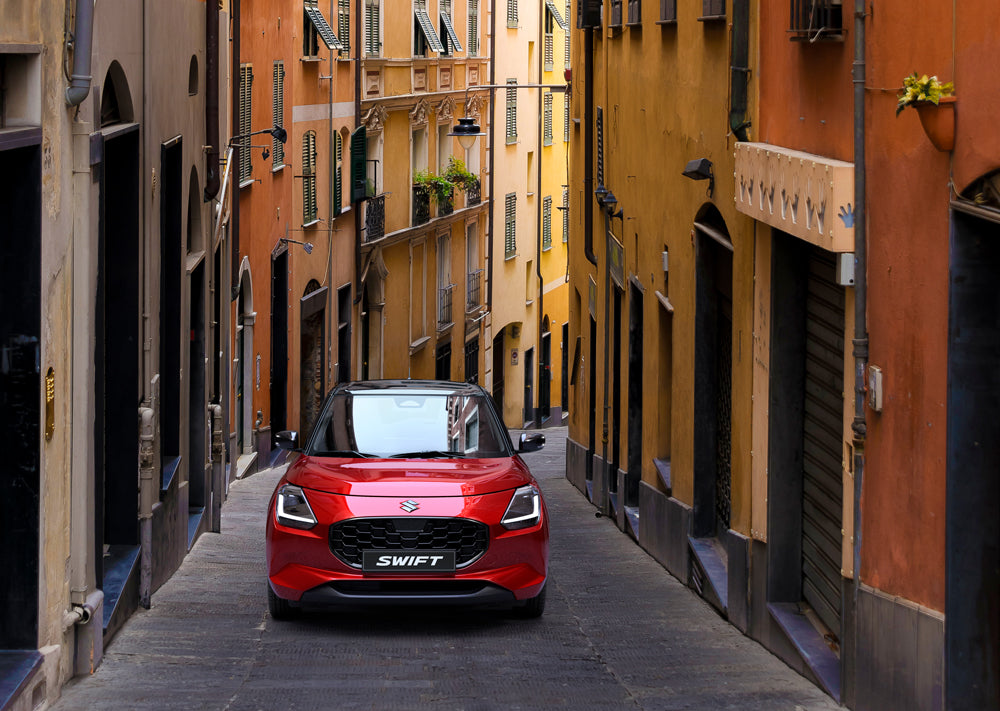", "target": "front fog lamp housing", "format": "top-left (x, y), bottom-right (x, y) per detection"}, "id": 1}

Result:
top-left (275, 484), bottom-right (317, 530)
top-left (501, 485), bottom-right (541, 530)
